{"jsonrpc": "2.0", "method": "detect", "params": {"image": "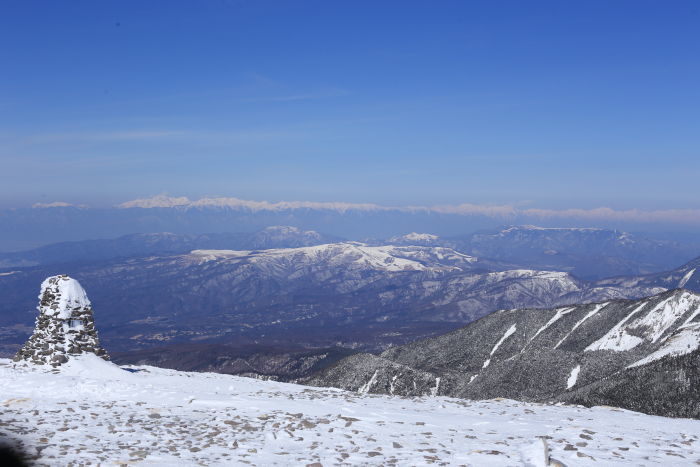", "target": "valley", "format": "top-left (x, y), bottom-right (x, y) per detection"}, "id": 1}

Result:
top-left (1, 226), bottom-right (698, 385)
